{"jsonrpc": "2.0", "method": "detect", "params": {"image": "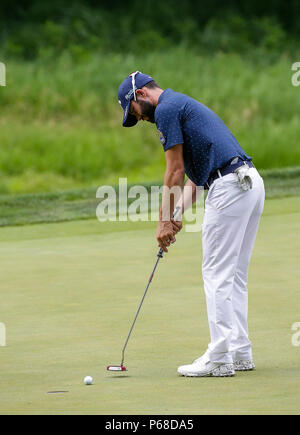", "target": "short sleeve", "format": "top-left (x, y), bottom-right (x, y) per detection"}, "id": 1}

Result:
top-left (156, 103), bottom-right (184, 151)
